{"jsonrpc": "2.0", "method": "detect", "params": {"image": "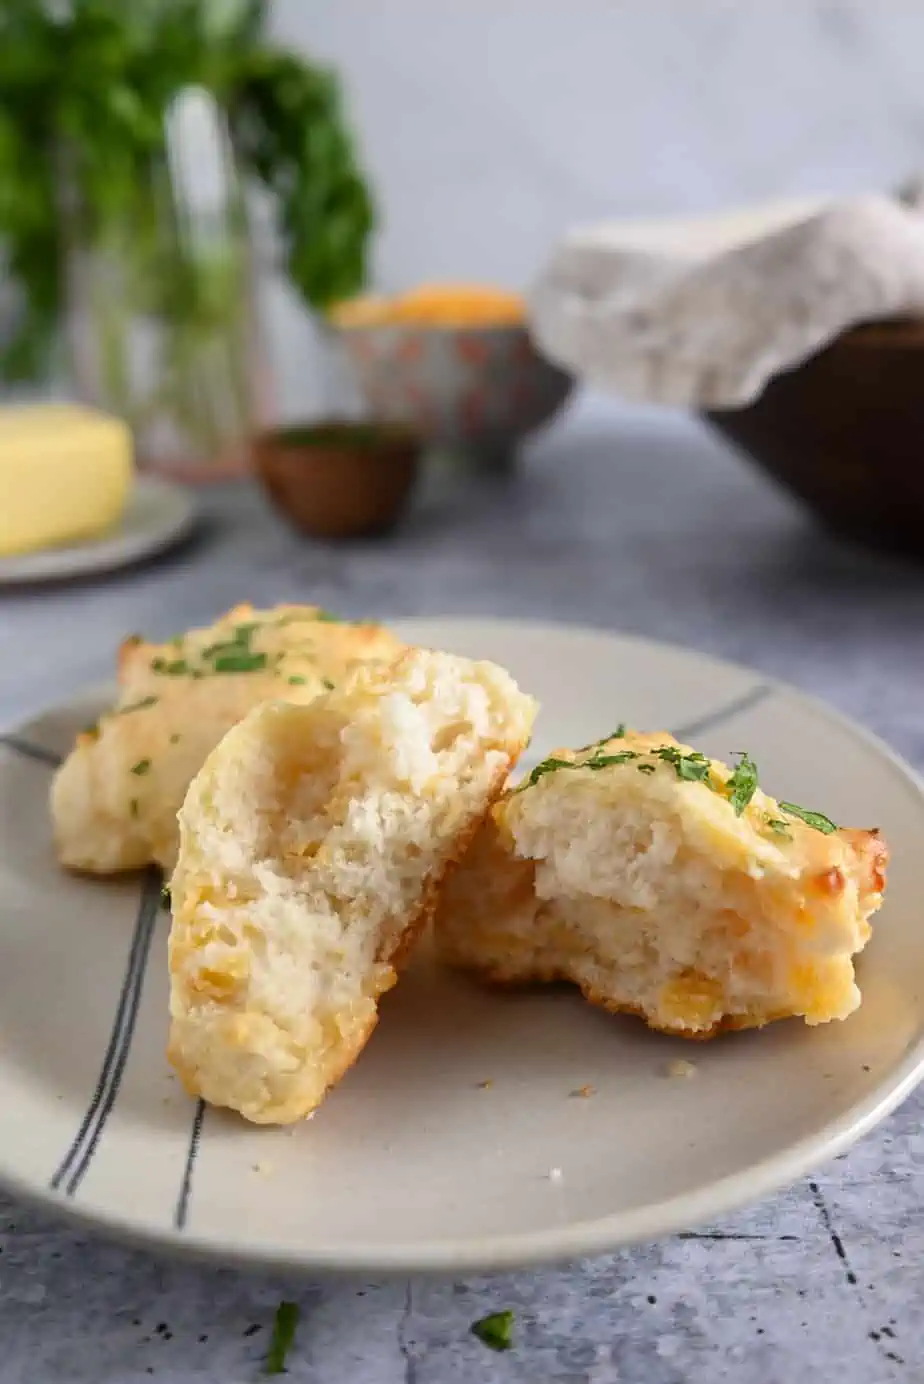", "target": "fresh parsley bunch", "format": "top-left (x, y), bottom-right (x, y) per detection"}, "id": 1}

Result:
top-left (0, 0), bottom-right (375, 381)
